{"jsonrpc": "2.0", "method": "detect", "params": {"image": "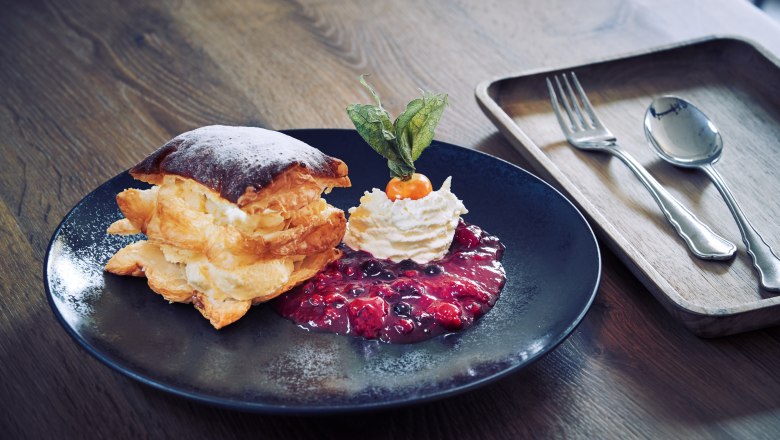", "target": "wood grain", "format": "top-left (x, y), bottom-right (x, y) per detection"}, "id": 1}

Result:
top-left (2, 0), bottom-right (780, 438)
